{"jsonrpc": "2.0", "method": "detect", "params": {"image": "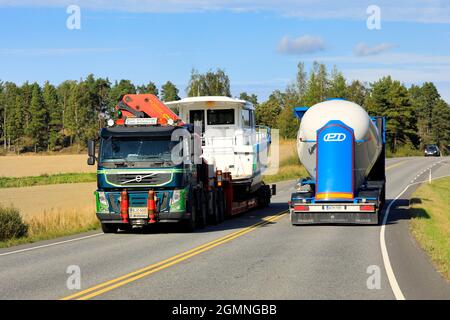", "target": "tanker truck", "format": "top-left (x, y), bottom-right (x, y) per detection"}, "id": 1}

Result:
top-left (289, 98), bottom-right (386, 225)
